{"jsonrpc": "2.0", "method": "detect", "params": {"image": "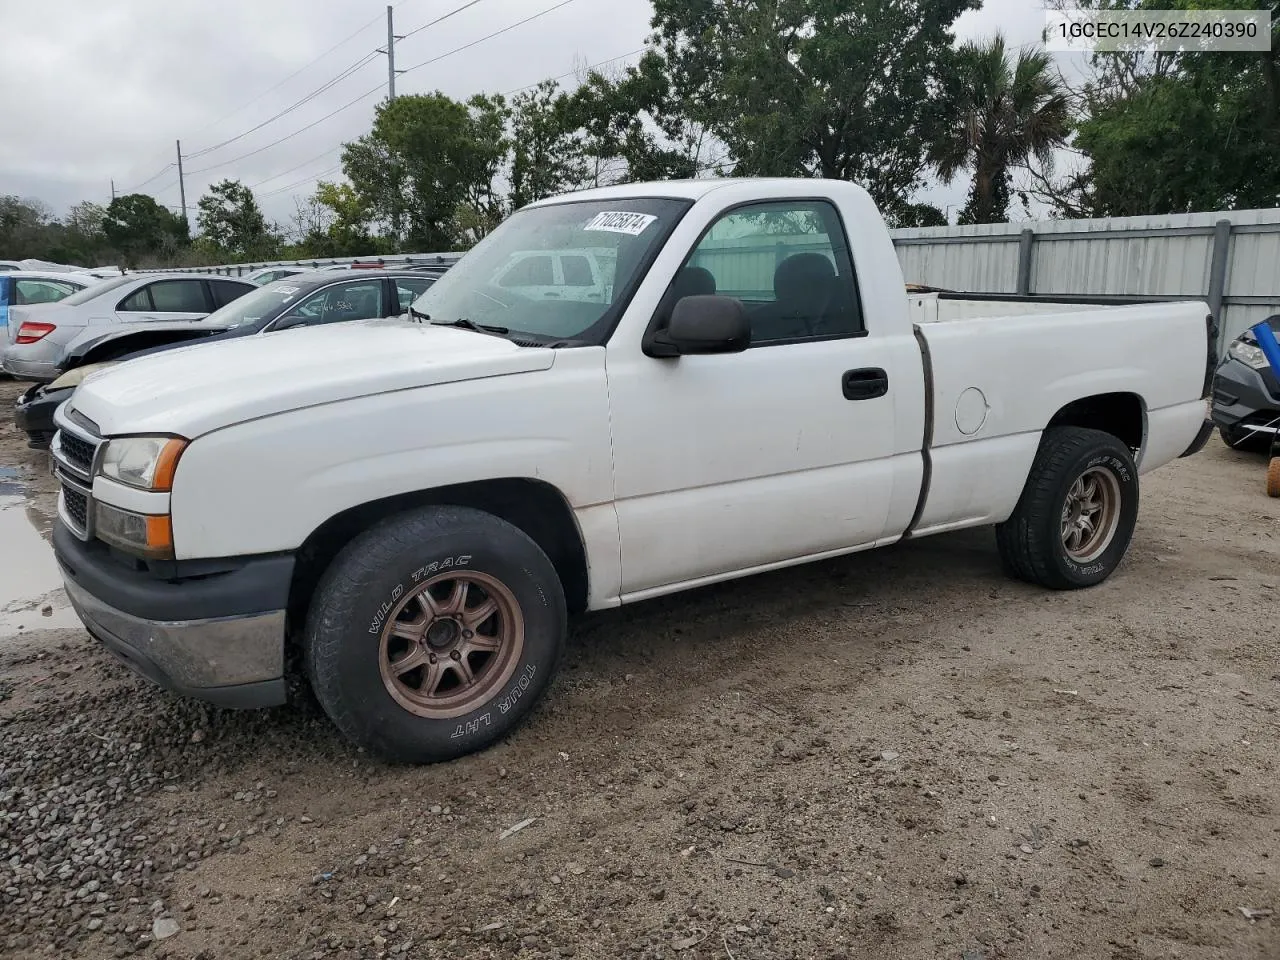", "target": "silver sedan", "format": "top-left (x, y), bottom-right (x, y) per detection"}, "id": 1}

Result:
top-left (1, 272), bottom-right (256, 381)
